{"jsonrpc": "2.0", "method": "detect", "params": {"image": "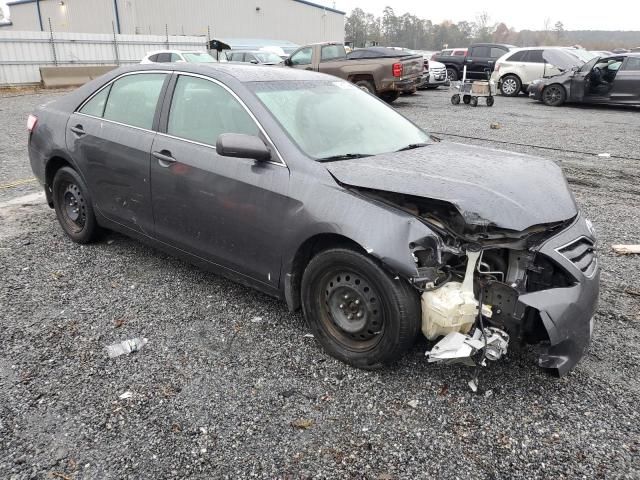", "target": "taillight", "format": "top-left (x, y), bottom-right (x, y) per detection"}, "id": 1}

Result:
top-left (27, 114), bottom-right (38, 133)
top-left (392, 62), bottom-right (403, 78)
top-left (495, 64), bottom-right (500, 73)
